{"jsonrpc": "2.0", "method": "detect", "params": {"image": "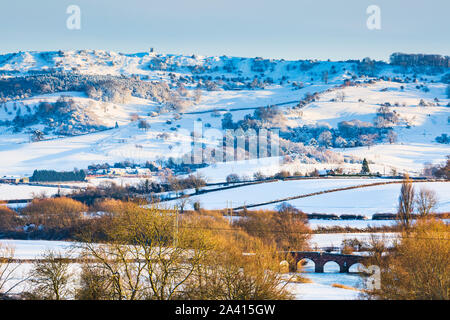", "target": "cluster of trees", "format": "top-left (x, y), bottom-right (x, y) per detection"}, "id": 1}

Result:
top-left (390, 53), bottom-right (450, 69)
top-left (165, 174), bottom-right (206, 194)
top-left (65, 174), bottom-right (206, 206)
top-left (0, 199), bottom-right (313, 300)
top-left (30, 169), bottom-right (86, 182)
top-left (20, 197), bottom-right (88, 239)
top-left (85, 81), bottom-right (132, 104)
top-left (237, 203), bottom-right (310, 252)
top-left (396, 175), bottom-right (439, 230)
top-left (422, 156), bottom-right (450, 179)
top-left (435, 133), bottom-right (450, 144)
top-left (0, 197), bottom-right (100, 239)
top-left (355, 58), bottom-right (386, 77)
top-left (374, 106), bottom-right (400, 128)
top-left (250, 57), bottom-right (276, 73)
top-left (6, 95), bottom-right (108, 136)
top-left (363, 218), bottom-right (449, 300)
top-left (221, 106), bottom-right (286, 131)
top-left (88, 160), bottom-right (160, 171)
top-left (163, 157), bottom-right (208, 175)
top-left (68, 183), bottom-right (134, 206)
top-left (357, 176), bottom-right (449, 299)
top-left (0, 71), bottom-right (199, 123)
top-left (280, 120), bottom-right (391, 149)
top-left (0, 73), bottom-right (178, 106)
top-left (87, 159), bottom-right (205, 176)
